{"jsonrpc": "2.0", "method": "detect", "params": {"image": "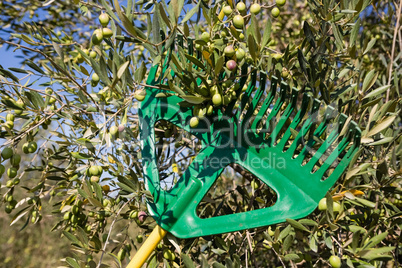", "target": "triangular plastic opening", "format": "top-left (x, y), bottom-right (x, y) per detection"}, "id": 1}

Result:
top-left (196, 163), bottom-right (277, 219)
top-left (154, 120), bottom-right (198, 191)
